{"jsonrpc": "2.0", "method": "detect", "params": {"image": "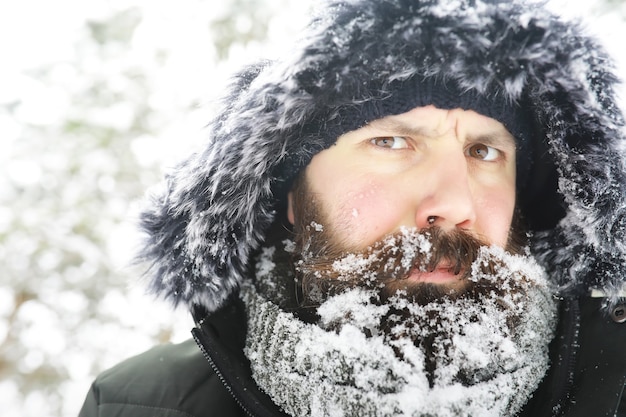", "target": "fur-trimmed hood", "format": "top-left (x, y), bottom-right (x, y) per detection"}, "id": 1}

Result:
top-left (139, 0), bottom-right (626, 313)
